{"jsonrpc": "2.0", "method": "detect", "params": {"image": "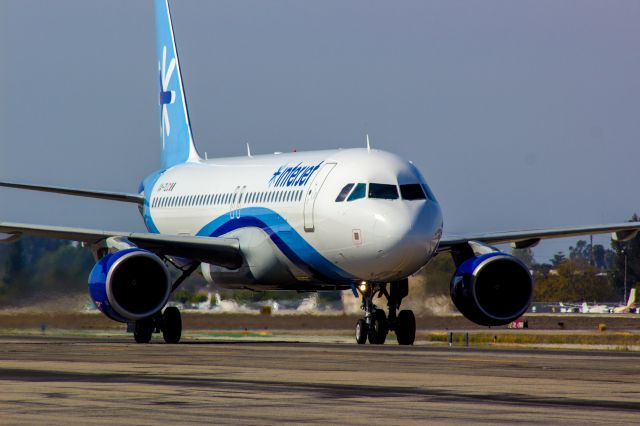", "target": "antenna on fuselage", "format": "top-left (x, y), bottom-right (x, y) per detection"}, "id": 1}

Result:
top-left (246, 143), bottom-right (252, 157)
top-left (366, 134), bottom-right (371, 152)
